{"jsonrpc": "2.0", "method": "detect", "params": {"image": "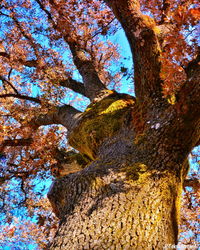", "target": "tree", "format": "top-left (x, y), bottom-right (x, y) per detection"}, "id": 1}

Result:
top-left (0, 0), bottom-right (199, 248)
